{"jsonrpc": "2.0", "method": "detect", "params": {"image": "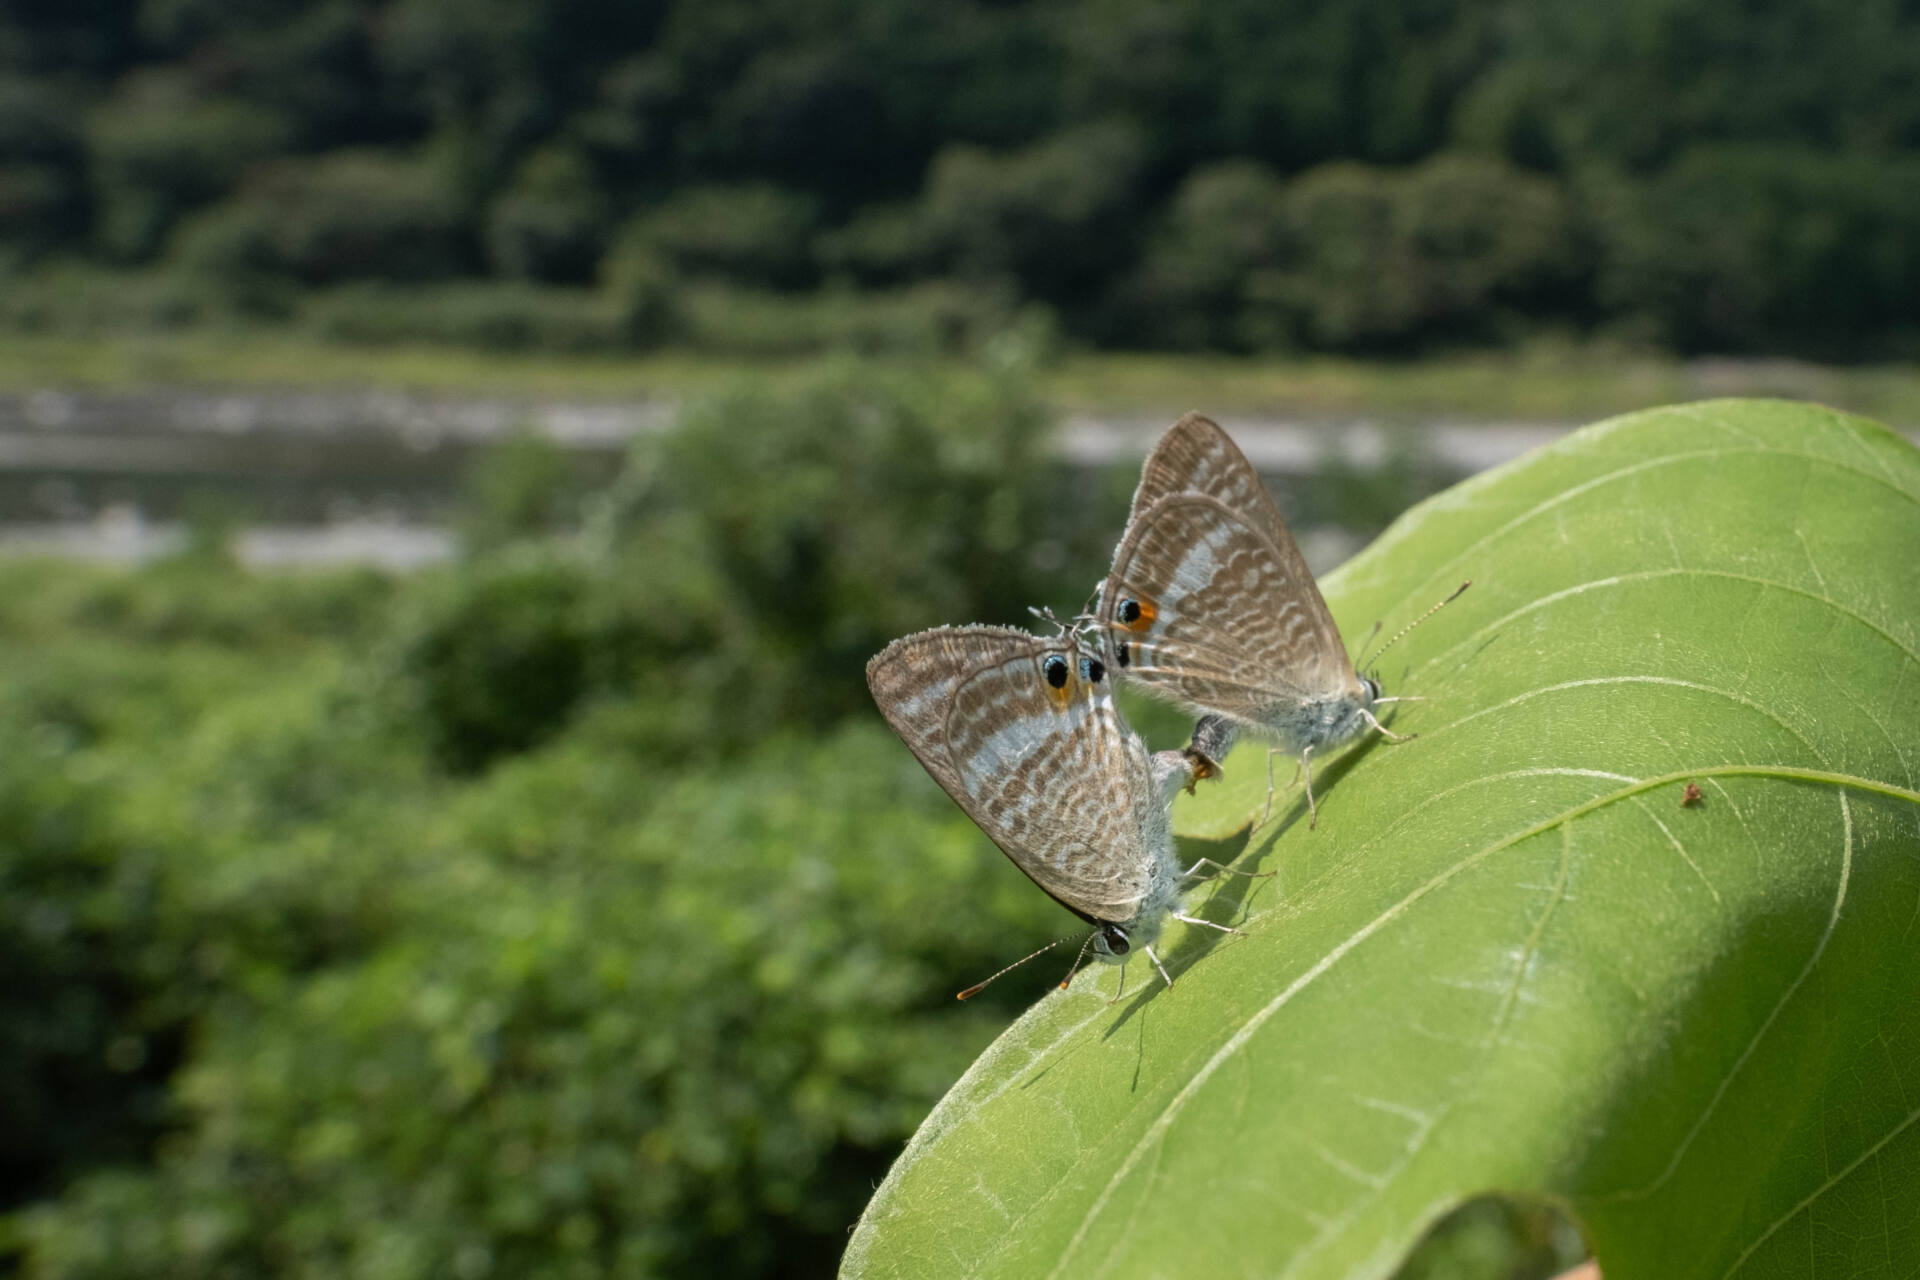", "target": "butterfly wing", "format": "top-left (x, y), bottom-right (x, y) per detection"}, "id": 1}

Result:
top-left (1098, 412), bottom-right (1359, 719)
top-left (866, 625), bottom-right (1158, 924)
